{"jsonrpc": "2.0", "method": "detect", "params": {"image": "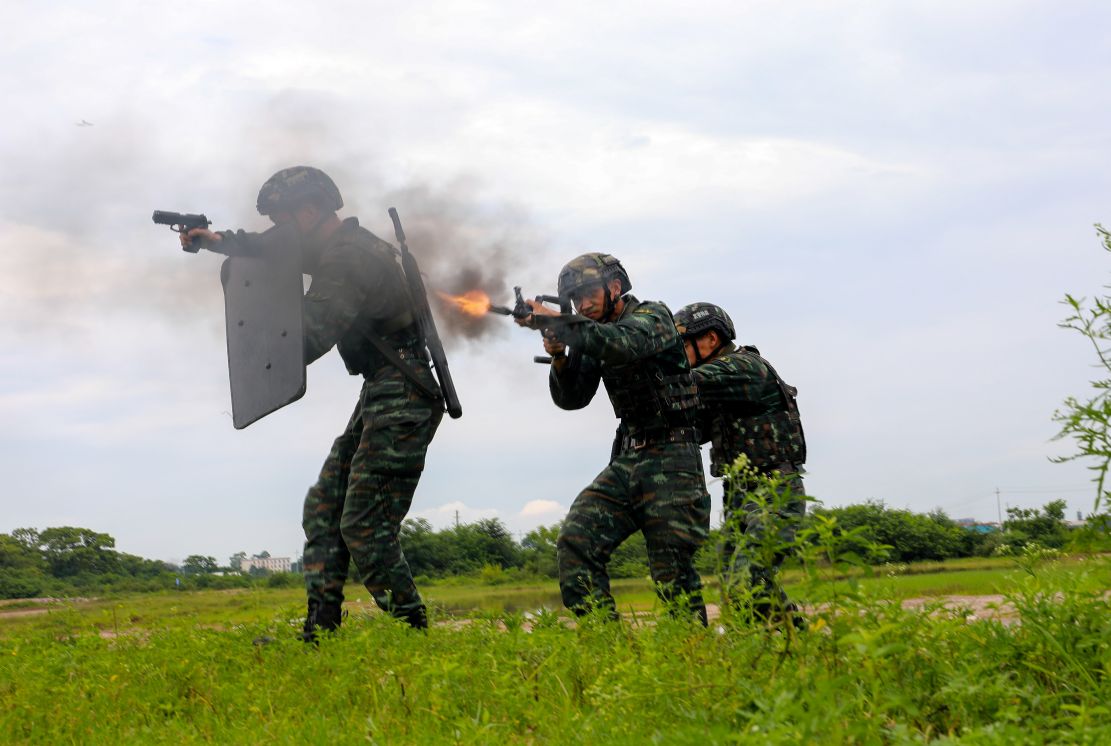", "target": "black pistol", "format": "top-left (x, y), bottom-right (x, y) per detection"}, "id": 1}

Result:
top-left (152, 210), bottom-right (212, 253)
